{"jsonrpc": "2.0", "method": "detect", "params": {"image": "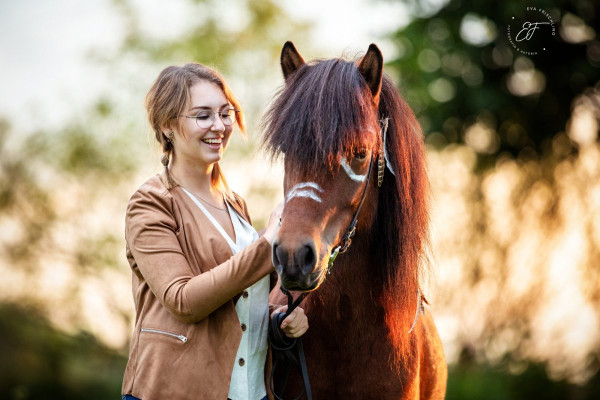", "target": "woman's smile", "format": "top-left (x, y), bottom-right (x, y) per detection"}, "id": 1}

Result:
top-left (201, 137), bottom-right (223, 150)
